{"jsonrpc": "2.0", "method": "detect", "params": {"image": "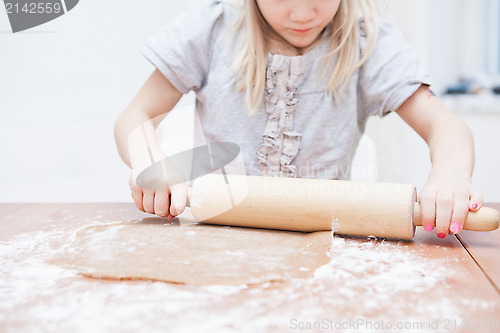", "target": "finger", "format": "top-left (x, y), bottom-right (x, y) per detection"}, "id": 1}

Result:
top-left (154, 188), bottom-right (170, 217)
top-left (131, 188), bottom-right (145, 212)
top-left (419, 191), bottom-right (436, 232)
top-left (435, 191), bottom-right (453, 239)
top-left (169, 182), bottom-right (188, 217)
top-left (129, 172), bottom-right (136, 189)
top-left (450, 193), bottom-right (469, 234)
top-left (142, 189), bottom-right (156, 215)
top-left (469, 189), bottom-right (483, 212)
top-left (129, 173), bottom-right (146, 212)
